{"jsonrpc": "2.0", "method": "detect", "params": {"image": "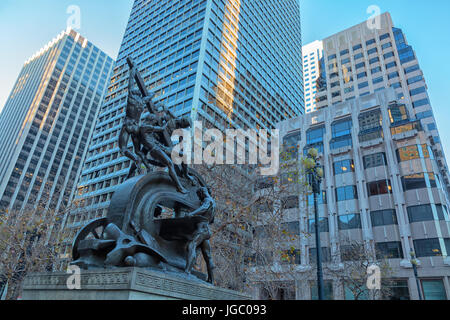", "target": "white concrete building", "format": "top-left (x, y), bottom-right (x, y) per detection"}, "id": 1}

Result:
top-left (312, 12), bottom-right (450, 198)
top-left (270, 88), bottom-right (450, 300)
